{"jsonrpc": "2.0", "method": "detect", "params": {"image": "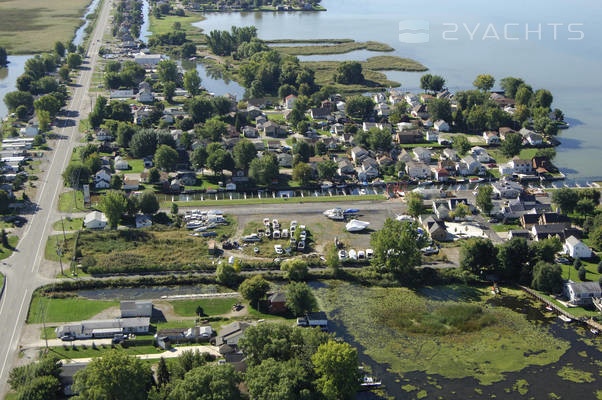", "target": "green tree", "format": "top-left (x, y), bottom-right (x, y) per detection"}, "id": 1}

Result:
top-left (286, 281), bottom-right (317, 317)
top-left (325, 244), bottom-right (340, 275)
top-left (368, 128), bottom-right (392, 151)
top-left (62, 162), bottom-right (90, 188)
top-left (460, 238), bottom-right (497, 276)
top-left (8, 355), bottom-right (62, 392)
top-left (428, 98), bottom-right (452, 122)
top-left (420, 74), bottom-right (446, 93)
top-left (116, 122), bottom-right (136, 148)
top-left (216, 263), bottom-right (238, 287)
top-left (163, 81), bottom-right (177, 103)
top-left (345, 96), bottom-right (374, 120)
top-left (500, 77), bottom-right (524, 98)
top-left (317, 160), bottom-right (337, 181)
top-left (406, 192), bottom-right (424, 218)
top-left (370, 218), bottom-right (425, 279)
top-left (333, 61), bottom-right (364, 84)
top-left (534, 89), bottom-right (553, 109)
top-left (167, 364), bottom-right (241, 400)
top-left (130, 129), bottom-right (158, 158)
top-left (34, 94), bottom-right (61, 118)
top-left (0, 47), bottom-right (7, 67)
top-left (171, 202), bottom-right (179, 215)
top-left (473, 74), bottom-right (495, 91)
top-left (281, 259), bottom-right (309, 281)
top-left (199, 117), bottom-right (227, 141)
top-left (138, 191), bottom-right (159, 214)
top-left (181, 42), bottom-right (197, 58)
top-left (293, 162), bottom-right (313, 185)
top-left (207, 149), bottom-right (234, 176)
top-left (551, 188), bottom-right (579, 214)
top-left (249, 153), bottom-right (279, 186)
top-left (169, 350), bottom-right (212, 381)
top-left (451, 202), bottom-right (470, 220)
top-left (190, 146), bottom-right (208, 171)
top-left (72, 351), bottom-right (153, 400)
top-left (157, 59), bottom-right (179, 83)
top-left (575, 198), bottom-right (596, 216)
top-left (16, 375), bottom-right (61, 400)
top-left (312, 341), bottom-right (360, 400)
top-left (500, 132), bottom-right (523, 158)
top-left (452, 135), bottom-right (471, 155)
top-left (110, 174), bottom-right (122, 190)
top-left (157, 357), bottom-right (170, 387)
top-left (4, 91), bottom-right (34, 111)
top-left (15, 105), bottom-right (29, 121)
top-left (578, 266), bottom-right (587, 281)
top-left (531, 262), bottom-right (563, 293)
top-left (529, 237), bottom-right (562, 264)
top-left (246, 358), bottom-right (313, 400)
top-left (515, 84), bottom-right (533, 106)
top-left (476, 185), bottom-right (493, 215)
top-left (239, 275), bottom-right (270, 307)
top-left (58, 65), bottom-right (70, 82)
top-left (233, 139), bottom-right (257, 170)
top-left (98, 191), bottom-right (128, 229)
top-left (496, 237), bottom-right (531, 282)
top-left (154, 144), bottom-right (179, 171)
top-left (66, 53), bottom-right (82, 69)
top-left (183, 70), bottom-right (202, 96)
